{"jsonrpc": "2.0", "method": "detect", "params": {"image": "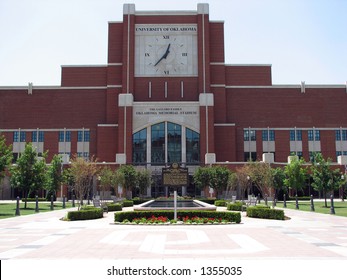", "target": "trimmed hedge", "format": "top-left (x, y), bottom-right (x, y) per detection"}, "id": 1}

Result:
top-left (122, 200), bottom-right (134, 207)
top-left (227, 201), bottom-right (245, 211)
top-left (114, 210), bottom-right (241, 224)
top-left (214, 200), bottom-right (228, 207)
top-left (246, 206), bottom-right (285, 220)
top-left (66, 207), bottom-right (103, 221)
top-left (106, 203), bottom-right (122, 212)
top-left (132, 198), bottom-right (151, 205)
